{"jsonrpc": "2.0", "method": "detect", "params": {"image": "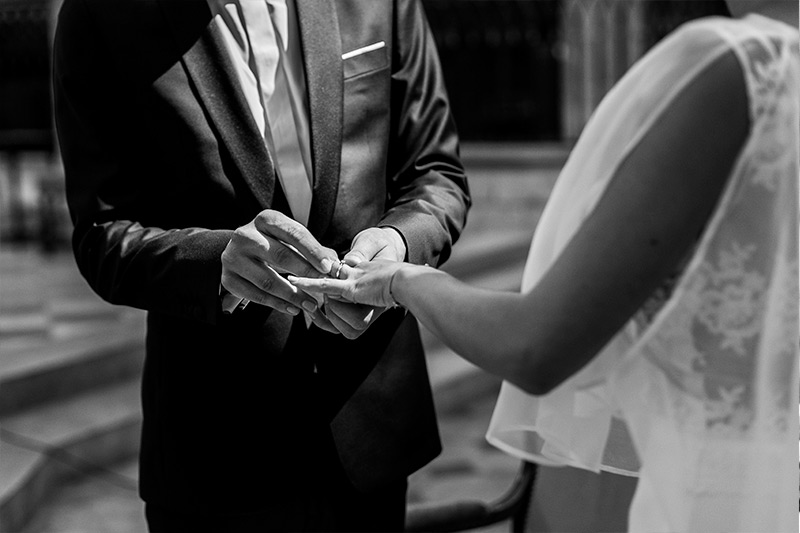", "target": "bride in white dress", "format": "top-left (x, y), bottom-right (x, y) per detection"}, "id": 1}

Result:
top-left (292, 0), bottom-right (799, 530)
